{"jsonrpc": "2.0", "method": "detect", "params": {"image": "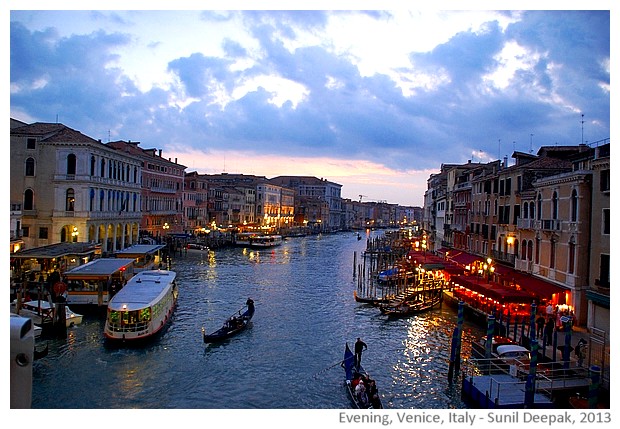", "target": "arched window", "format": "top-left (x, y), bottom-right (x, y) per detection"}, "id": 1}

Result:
top-left (100, 159), bottom-right (106, 177)
top-left (67, 154), bottom-right (77, 175)
top-left (521, 239), bottom-right (527, 260)
top-left (66, 188), bottom-right (75, 211)
top-left (552, 191), bottom-right (558, 220)
top-left (522, 202), bottom-right (528, 219)
top-left (550, 238), bottom-right (556, 269)
top-left (527, 240), bottom-right (533, 261)
top-left (24, 189), bottom-right (34, 210)
top-left (537, 194), bottom-right (542, 220)
top-left (514, 240), bottom-right (519, 259)
top-left (90, 156), bottom-right (96, 176)
top-left (535, 237), bottom-right (540, 264)
top-left (25, 157), bottom-right (35, 176)
top-left (571, 189), bottom-right (578, 222)
top-left (529, 202), bottom-right (535, 221)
